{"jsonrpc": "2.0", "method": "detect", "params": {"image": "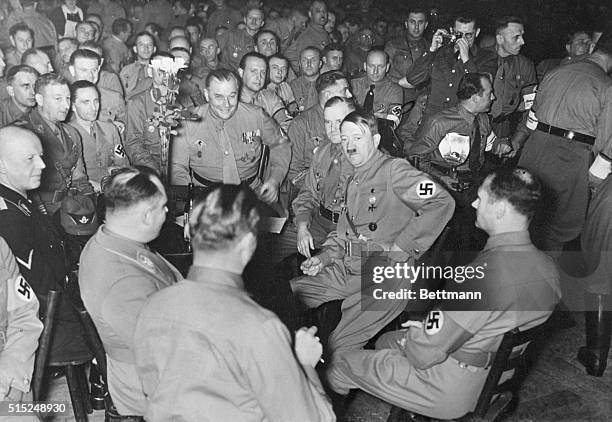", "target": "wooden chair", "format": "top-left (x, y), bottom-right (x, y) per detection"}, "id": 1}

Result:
top-left (386, 318), bottom-right (553, 422)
